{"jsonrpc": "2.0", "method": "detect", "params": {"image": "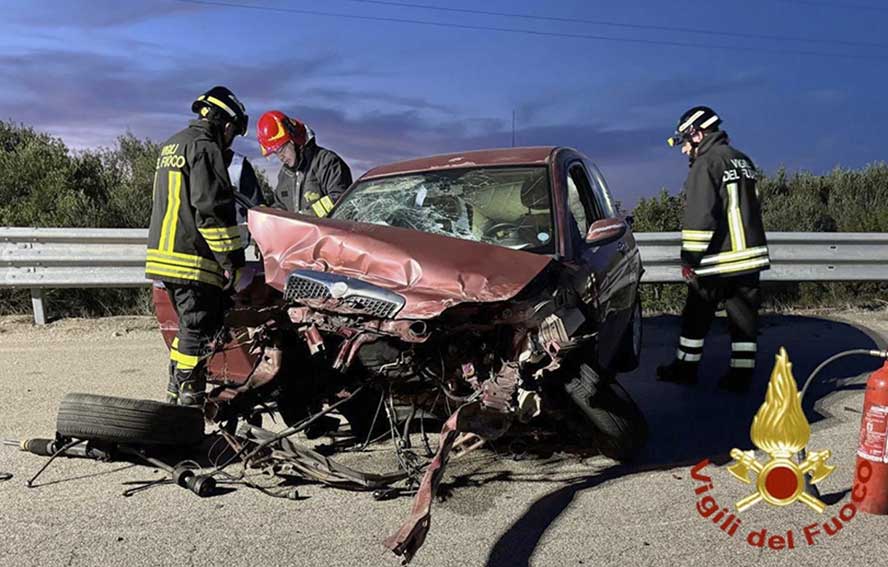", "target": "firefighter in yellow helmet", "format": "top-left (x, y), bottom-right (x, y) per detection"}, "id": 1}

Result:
top-left (146, 86), bottom-right (249, 406)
